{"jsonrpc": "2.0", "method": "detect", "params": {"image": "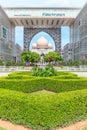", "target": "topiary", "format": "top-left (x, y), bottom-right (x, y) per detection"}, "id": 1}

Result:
top-left (82, 128), bottom-right (87, 130)
top-left (0, 127), bottom-right (7, 130)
